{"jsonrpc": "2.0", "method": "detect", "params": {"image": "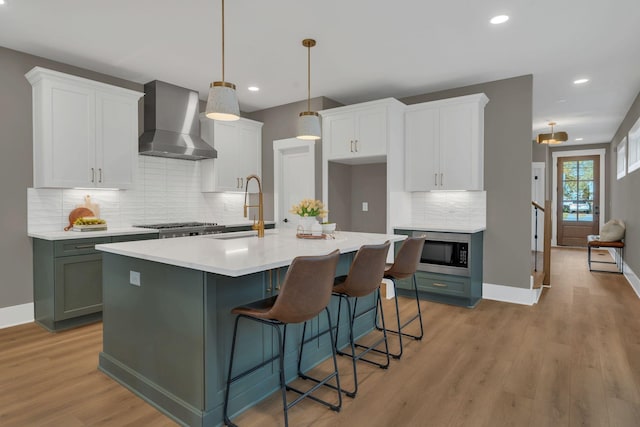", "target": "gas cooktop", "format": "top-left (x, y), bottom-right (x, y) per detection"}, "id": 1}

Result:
top-left (135, 222), bottom-right (225, 238)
